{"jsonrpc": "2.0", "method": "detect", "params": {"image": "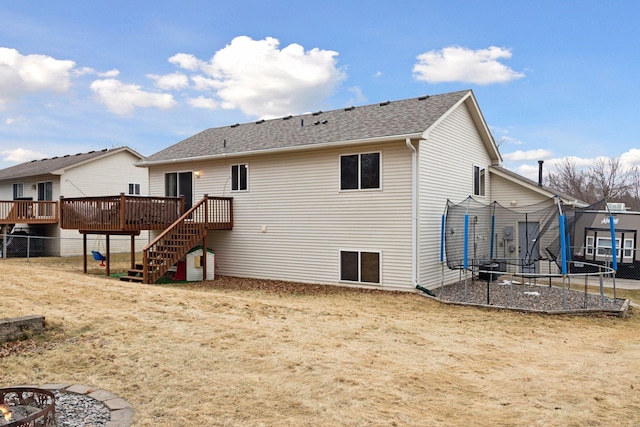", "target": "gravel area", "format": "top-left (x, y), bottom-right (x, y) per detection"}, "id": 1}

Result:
top-left (433, 278), bottom-right (626, 313)
top-left (53, 390), bottom-right (110, 427)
